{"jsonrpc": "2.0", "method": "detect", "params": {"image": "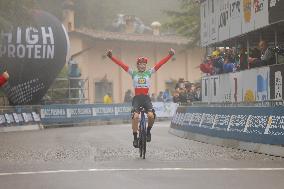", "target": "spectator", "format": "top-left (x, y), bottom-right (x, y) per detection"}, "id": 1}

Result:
top-left (212, 50), bottom-right (224, 74)
top-left (173, 87), bottom-right (187, 103)
top-left (195, 85), bottom-right (201, 101)
top-left (186, 83), bottom-right (198, 102)
top-left (223, 55), bottom-right (236, 73)
top-left (175, 78), bottom-right (185, 89)
top-left (249, 40), bottom-right (275, 68)
top-left (259, 40), bottom-right (276, 66)
top-left (103, 93), bottom-right (112, 104)
top-left (157, 91), bottom-right (163, 101)
top-left (200, 55), bottom-right (214, 75)
top-left (248, 47), bottom-right (261, 68)
top-left (239, 47), bottom-right (248, 70)
top-left (162, 89), bottom-right (172, 102)
top-left (150, 93), bottom-right (157, 102)
top-left (68, 57), bottom-right (81, 77)
top-left (124, 89), bottom-right (133, 103)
